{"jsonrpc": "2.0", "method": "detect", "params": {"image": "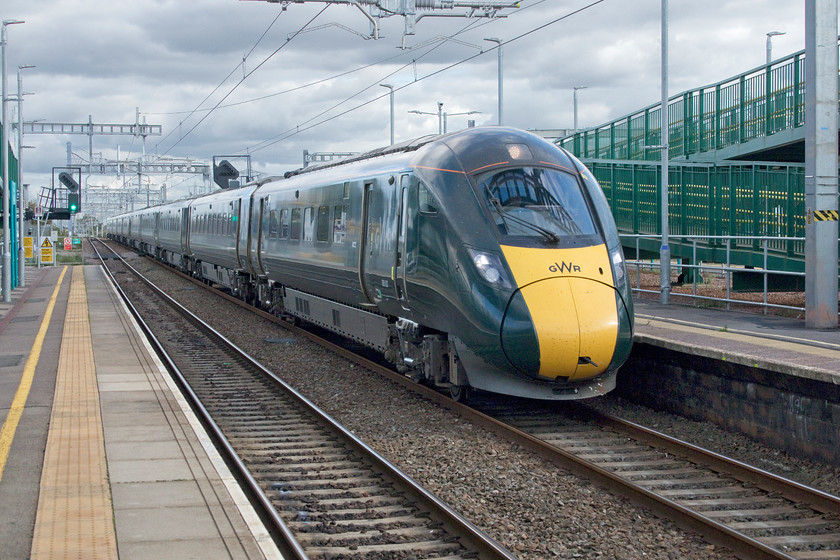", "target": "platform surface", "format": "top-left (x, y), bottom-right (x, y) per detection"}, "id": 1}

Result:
top-left (0, 265), bottom-right (281, 559)
top-left (633, 298), bottom-right (840, 385)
